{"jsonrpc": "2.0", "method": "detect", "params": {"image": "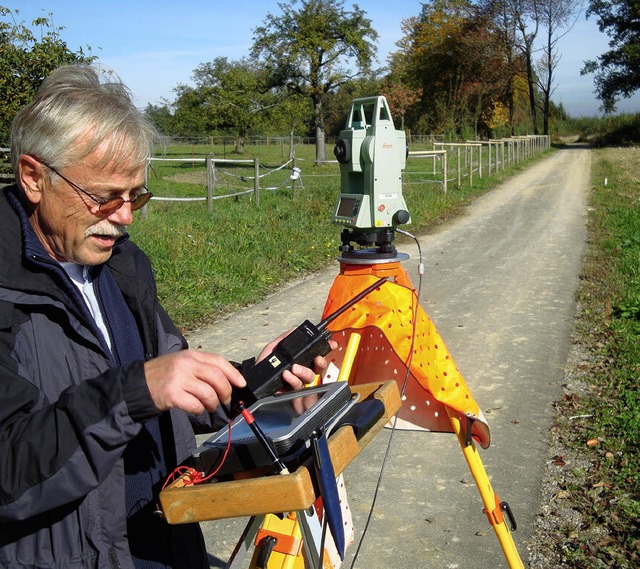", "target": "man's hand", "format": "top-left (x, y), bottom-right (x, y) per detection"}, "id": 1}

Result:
top-left (144, 350), bottom-right (246, 414)
top-left (256, 331), bottom-right (338, 391)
